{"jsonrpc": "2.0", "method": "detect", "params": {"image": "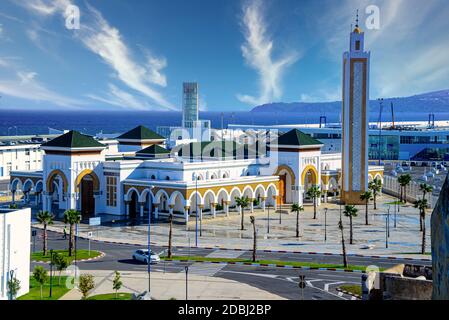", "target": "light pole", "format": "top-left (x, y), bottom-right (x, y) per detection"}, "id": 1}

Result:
top-left (49, 249), bottom-right (54, 298)
top-left (387, 206), bottom-right (390, 238)
top-left (185, 266), bottom-right (189, 300)
top-left (194, 174), bottom-right (199, 247)
top-left (385, 212), bottom-right (389, 249)
top-left (147, 185), bottom-right (154, 295)
top-left (279, 201), bottom-right (282, 224)
top-left (267, 204), bottom-right (270, 234)
top-left (324, 208), bottom-right (328, 242)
